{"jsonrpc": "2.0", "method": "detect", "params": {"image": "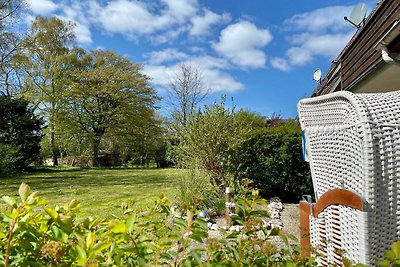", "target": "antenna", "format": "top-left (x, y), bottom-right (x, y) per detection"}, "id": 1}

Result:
top-left (344, 3), bottom-right (367, 28)
top-left (313, 68), bottom-right (322, 84)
